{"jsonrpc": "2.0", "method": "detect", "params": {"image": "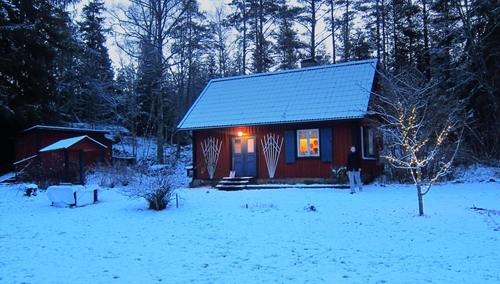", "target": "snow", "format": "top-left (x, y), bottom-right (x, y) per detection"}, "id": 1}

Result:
top-left (453, 164), bottom-right (500, 183)
top-left (177, 59), bottom-right (377, 130)
top-left (46, 184), bottom-right (97, 207)
top-left (0, 172), bottom-right (15, 183)
top-left (0, 181), bottom-right (499, 283)
top-left (113, 136), bottom-right (192, 163)
top-left (24, 125), bottom-right (108, 133)
top-left (39, 135), bottom-right (107, 152)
